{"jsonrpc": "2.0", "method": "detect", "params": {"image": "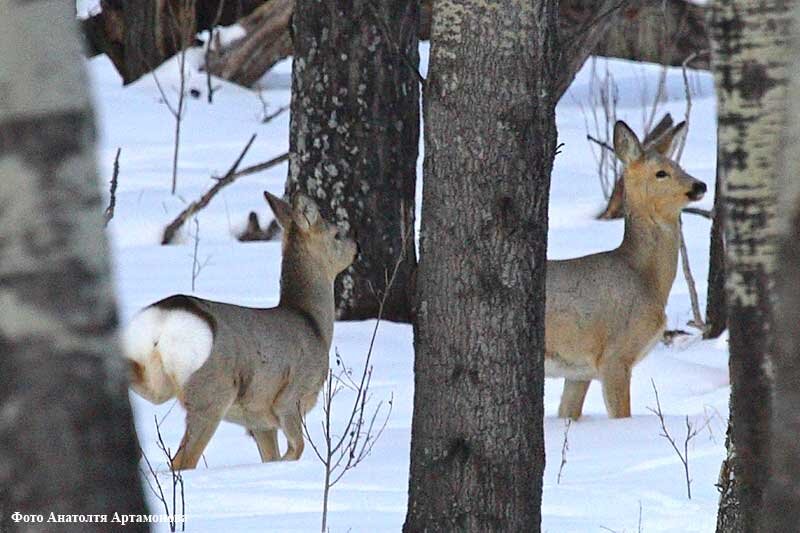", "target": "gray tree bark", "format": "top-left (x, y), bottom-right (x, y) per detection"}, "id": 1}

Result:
top-left (709, 1), bottom-right (792, 531)
top-left (761, 3), bottom-right (800, 530)
top-left (704, 144), bottom-right (727, 340)
top-left (285, 0), bottom-right (419, 322)
top-left (0, 2), bottom-right (147, 528)
top-left (403, 1), bottom-right (558, 531)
